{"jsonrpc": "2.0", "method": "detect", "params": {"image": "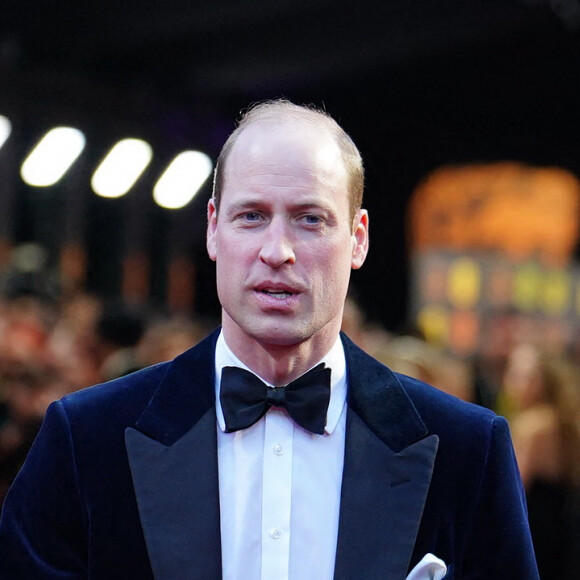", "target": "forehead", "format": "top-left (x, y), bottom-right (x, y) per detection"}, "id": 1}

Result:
top-left (222, 121), bottom-right (349, 198)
